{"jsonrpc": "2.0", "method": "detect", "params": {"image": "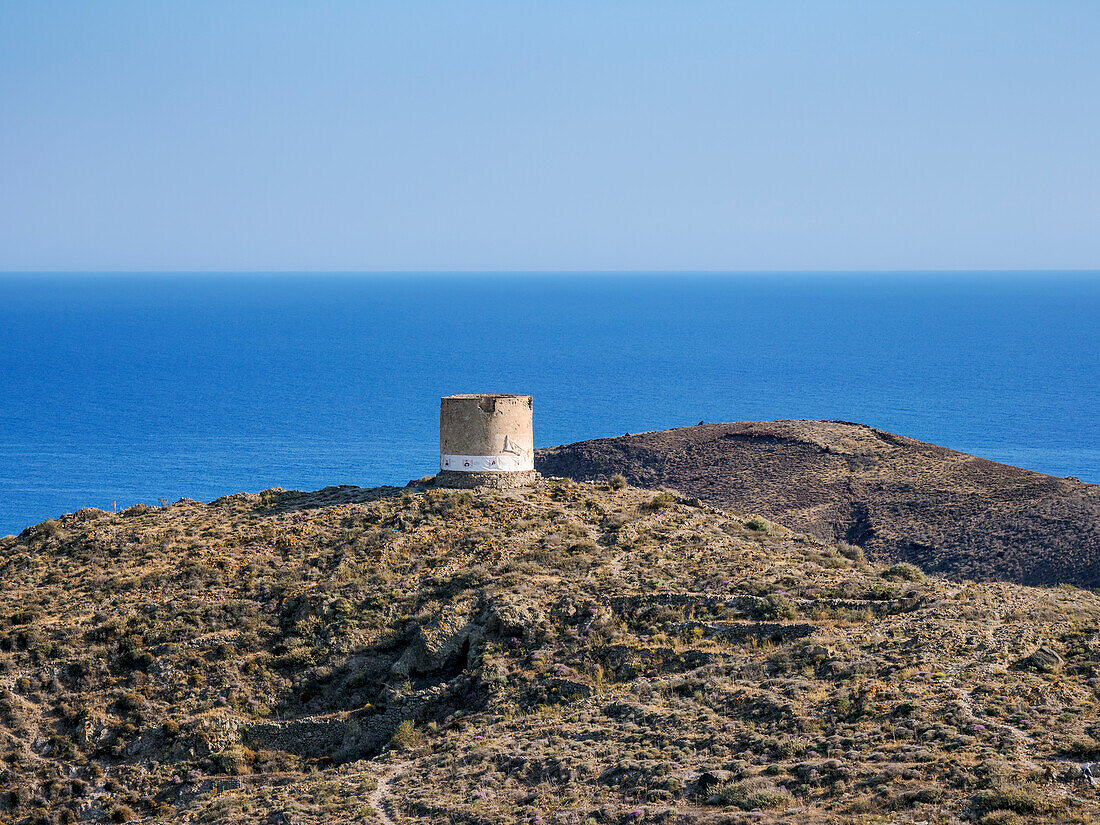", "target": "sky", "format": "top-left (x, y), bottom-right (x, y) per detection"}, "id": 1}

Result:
top-left (1, 2), bottom-right (1099, 271)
